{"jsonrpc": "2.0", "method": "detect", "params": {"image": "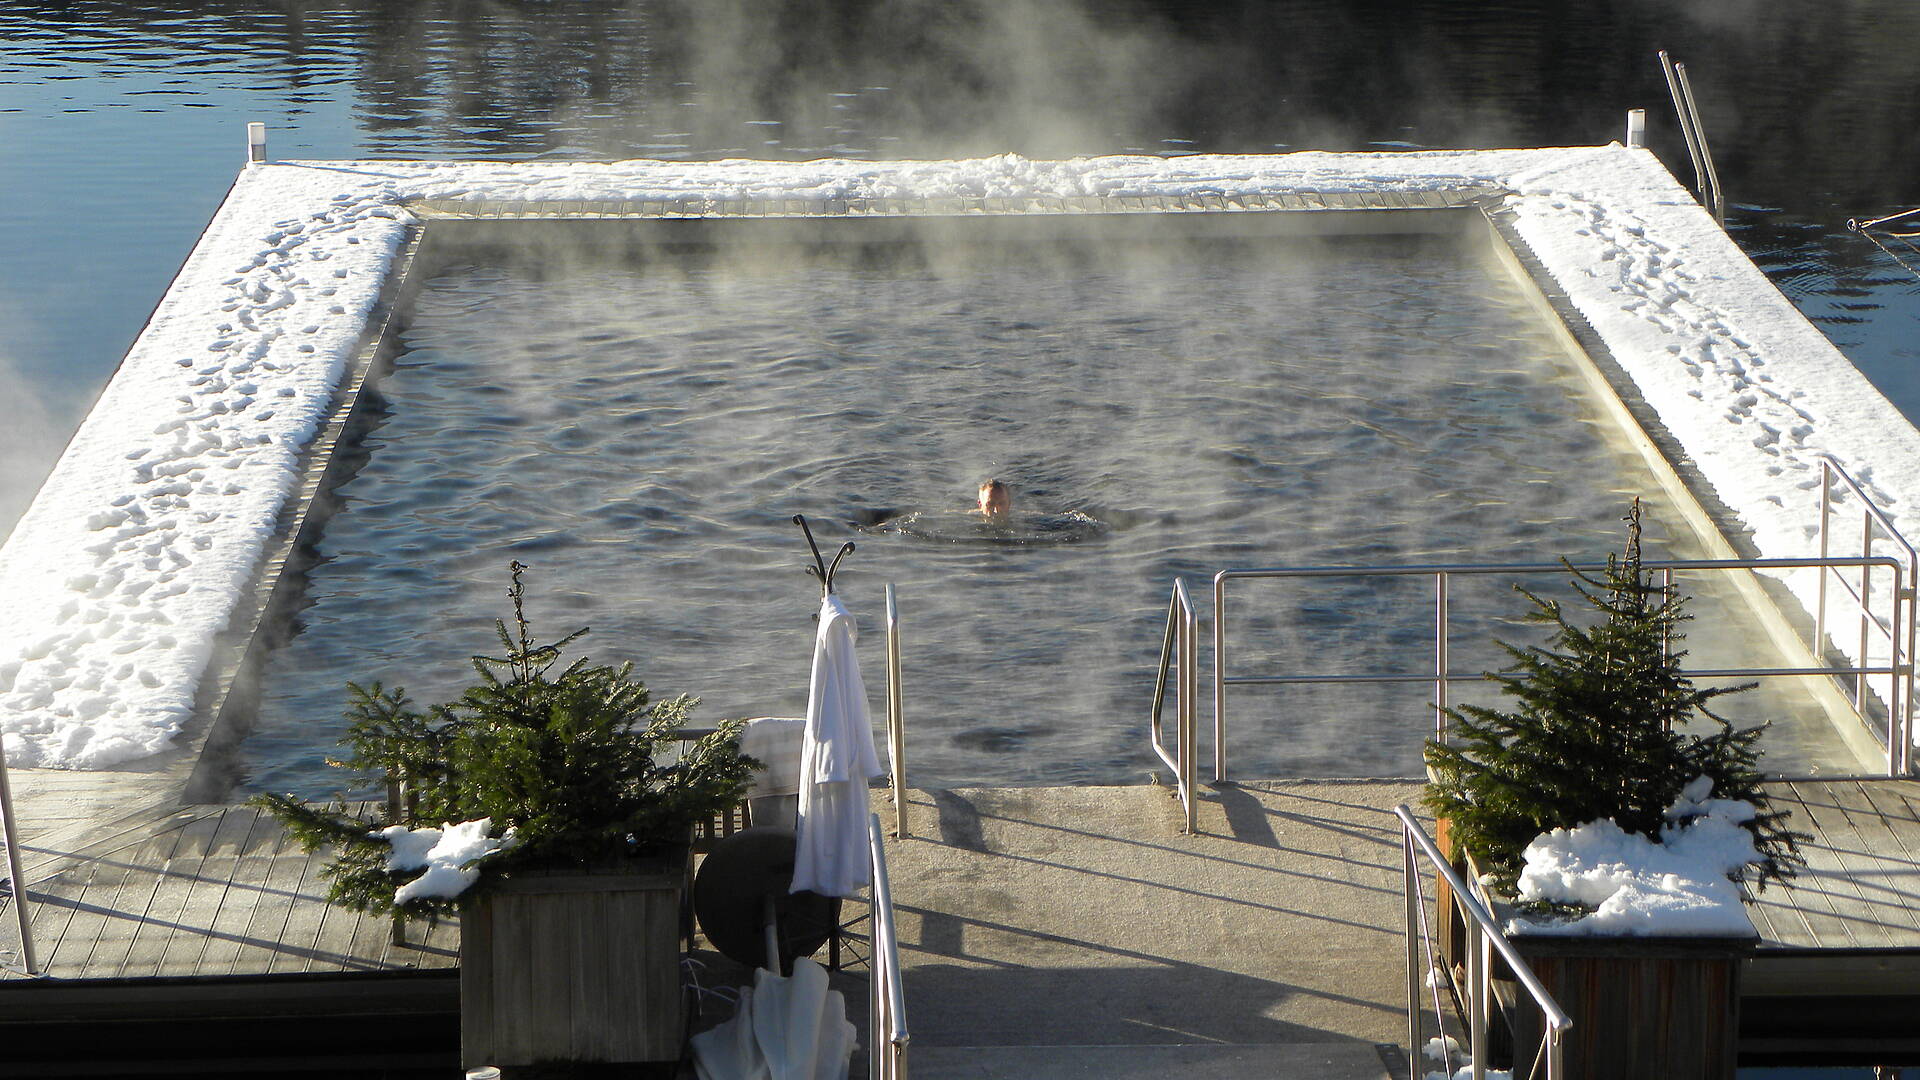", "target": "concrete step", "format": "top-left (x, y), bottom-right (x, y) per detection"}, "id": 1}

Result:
top-left (907, 1042), bottom-right (1405, 1080)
